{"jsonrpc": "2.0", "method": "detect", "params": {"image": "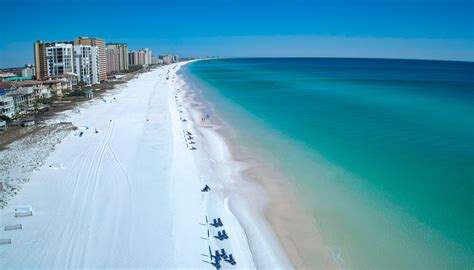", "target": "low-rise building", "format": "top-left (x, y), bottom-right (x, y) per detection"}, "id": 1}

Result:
top-left (42, 79), bottom-right (70, 97)
top-left (0, 89), bottom-right (15, 118)
top-left (12, 88), bottom-right (36, 115)
top-left (14, 80), bottom-right (47, 100)
top-left (46, 74), bottom-right (77, 90)
top-left (21, 64), bottom-right (36, 77)
top-left (0, 81), bottom-right (51, 116)
top-left (0, 72), bottom-right (19, 82)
